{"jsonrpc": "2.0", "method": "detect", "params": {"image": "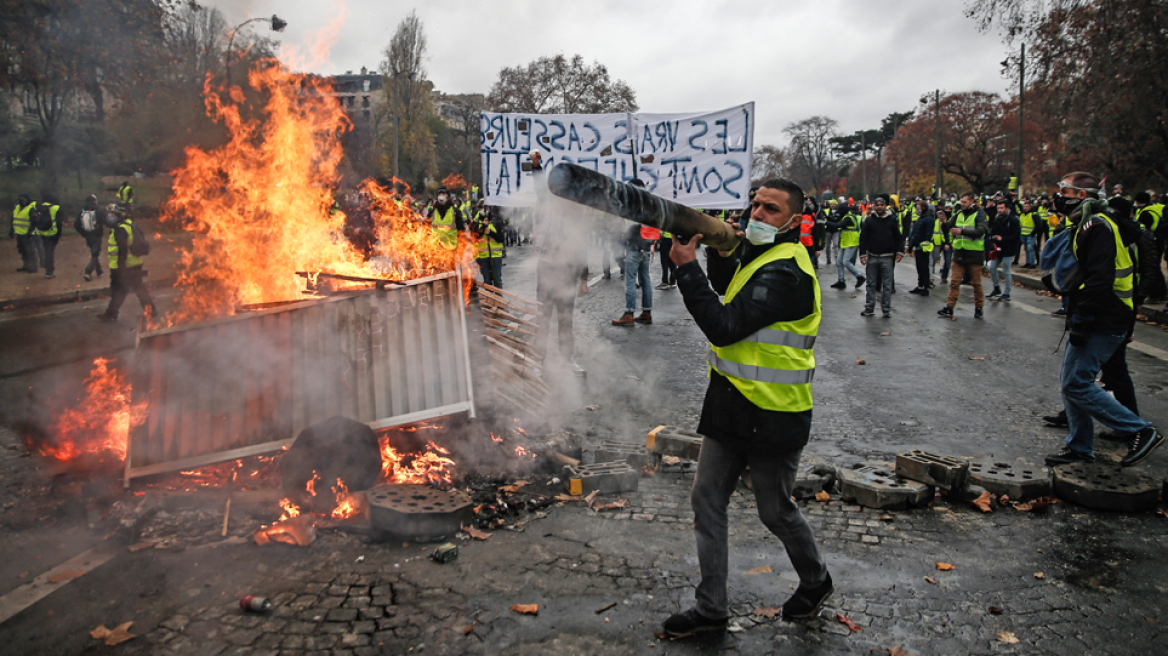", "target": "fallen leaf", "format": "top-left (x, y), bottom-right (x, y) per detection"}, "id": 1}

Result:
top-left (879, 514), bottom-right (894, 522)
top-left (850, 294), bottom-right (857, 298)
top-left (1013, 496), bottom-right (1058, 512)
top-left (595, 602), bottom-right (617, 614)
top-left (456, 624), bottom-right (474, 635)
top-left (997, 631), bottom-right (1019, 644)
top-left (48, 569), bottom-right (85, 584)
top-left (591, 498), bottom-right (628, 512)
top-left (554, 494), bottom-right (583, 502)
top-left (583, 490), bottom-right (600, 505)
top-left (924, 576), bottom-right (937, 584)
top-left (988, 606), bottom-right (1003, 615)
top-left (461, 524), bottom-right (492, 540)
top-left (499, 481), bottom-right (530, 493)
top-left (836, 612), bottom-right (863, 632)
top-left (90, 622), bottom-right (135, 646)
top-left (510, 604), bottom-right (539, 615)
top-left (886, 646), bottom-right (914, 656)
top-left (661, 455), bottom-right (681, 466)
top-left (972, 491), bottom-right (994, 513)
top-left (473, 504), bottom-right (483, 514)
top-left (880, 331), bottom-right (890, 336)
top-left (585, 405), bottom-right (600, 411)
top-left (935, 562), bottom-right (956, 571)
top-left (753, 606), bottom-right (782, 619)
top-left (744, 565), bottom-right (772, 575)
top-left (856, 359), bottom-right (867, 365)
top-left (815, 490), bottom-right (831, 502)
top-left (1034, 572), bottom-right (1045, 579)
top-left (970, 356), bottom-right (986, 360)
